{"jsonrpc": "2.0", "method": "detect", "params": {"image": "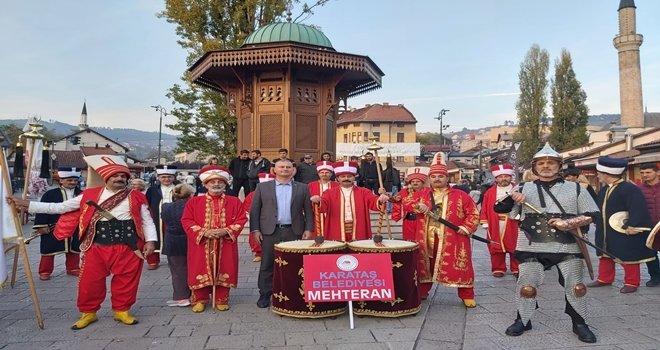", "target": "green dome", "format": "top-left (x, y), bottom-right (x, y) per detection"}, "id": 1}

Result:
top-left (243, 22), bottom-right (334, 49)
